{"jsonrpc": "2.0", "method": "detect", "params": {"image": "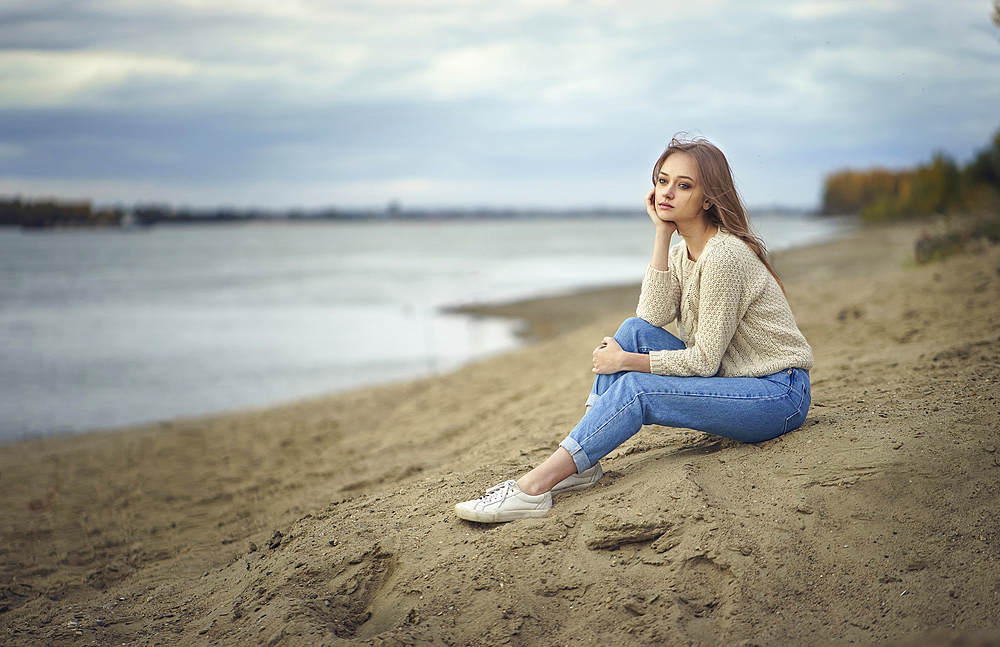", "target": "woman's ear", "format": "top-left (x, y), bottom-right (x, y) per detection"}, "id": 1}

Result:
top-left (703, 199), bottom-right (711, 211)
